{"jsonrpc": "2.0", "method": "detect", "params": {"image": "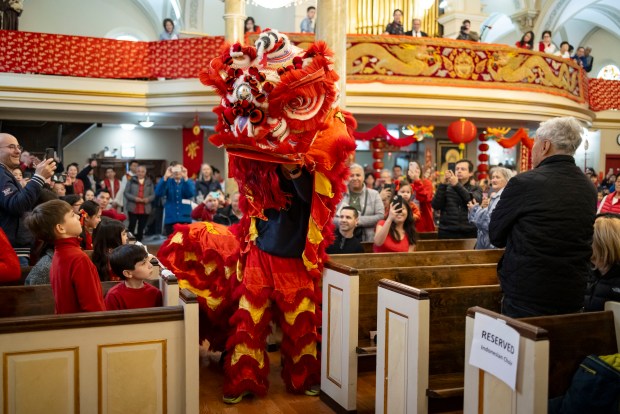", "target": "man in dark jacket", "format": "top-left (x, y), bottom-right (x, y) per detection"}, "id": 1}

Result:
top-left (326, 206), bottom-right (364, 254)
top-left (432, 159), bottom-right (482, 239)
top-left (489, 117), bottom-right (597, 318)
top-left (0, 133), bottom-right (56, 263)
